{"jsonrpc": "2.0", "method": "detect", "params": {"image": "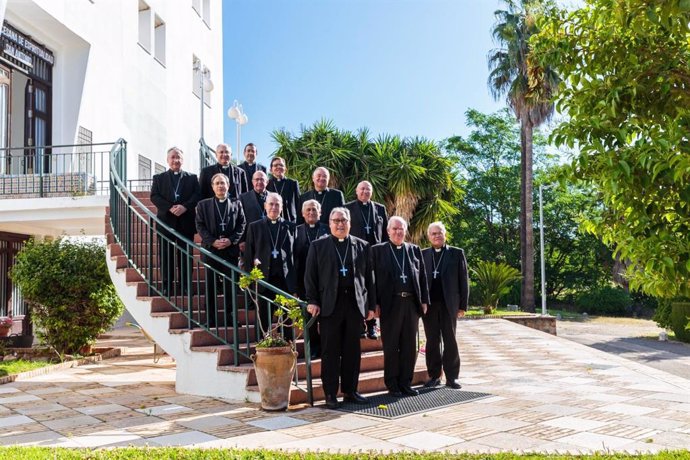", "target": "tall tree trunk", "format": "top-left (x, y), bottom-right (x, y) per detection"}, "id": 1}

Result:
top-left (520, 118), bottom-right (535, 312)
